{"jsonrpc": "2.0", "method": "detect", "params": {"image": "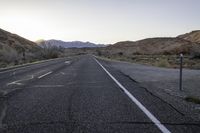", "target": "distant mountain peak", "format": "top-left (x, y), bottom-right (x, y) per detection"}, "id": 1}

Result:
top-left (37, 39), bottom-right (105, 48)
